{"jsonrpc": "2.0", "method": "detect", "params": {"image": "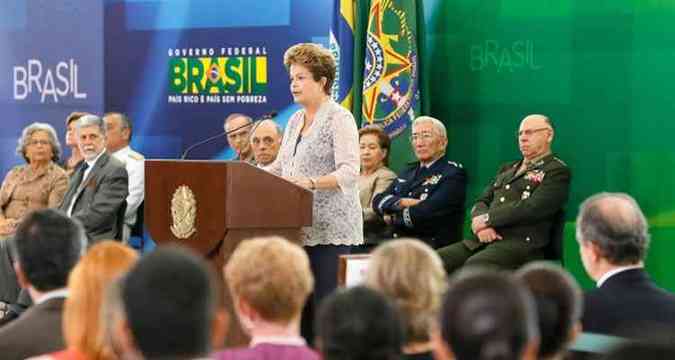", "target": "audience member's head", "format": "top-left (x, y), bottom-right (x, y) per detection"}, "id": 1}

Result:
top-left (16, 122), bottom-right (62, 163)
top-left (225, 236), bottom-right (313, 333)
top-left (366, 239), bottom-right (447, 347)
top-left (224, 113), bottom-right (253, 158)
top-left (411, 116), bottom-right (447, 164)
top-left (120, 246), bottom-right (225, 359)
top-left (76, 114), bottom-right (108, 161)
top-left (317, 285), bottom-right (404, 360)
top-left (436, 268), bottom-right (539, 360)
top-left (249, 119), bottom-right (283, 166)
top-left (516, 262), bottom-right (583, 360)
top-left (359, 125), bottom-right (391, 171)
top-left (63, 240), bottom-right (138, 359)
top-left (575, 192), bottom-right (650, 281)
top-left (11, 209), bottom-right (85, 298)
top-left (100, 278), bottom-right (129, 360)
top-left (103, 112), bottom-right (133, 153)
